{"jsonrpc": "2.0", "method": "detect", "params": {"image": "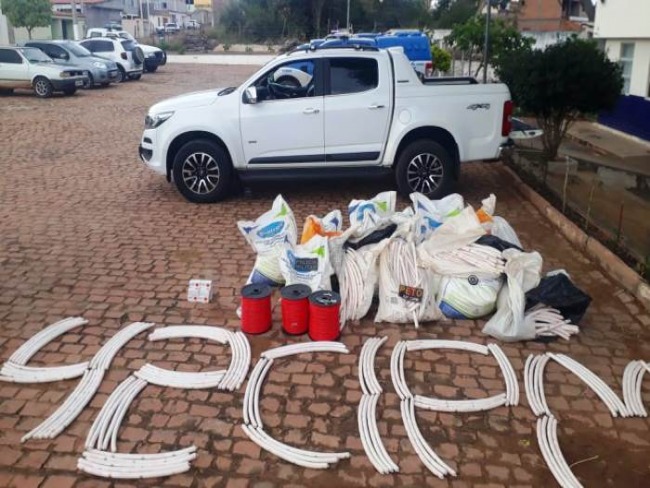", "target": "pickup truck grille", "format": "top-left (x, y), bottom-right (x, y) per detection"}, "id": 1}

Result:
top-left (153, 51), bottom-right (163, 62)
